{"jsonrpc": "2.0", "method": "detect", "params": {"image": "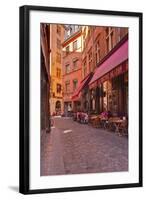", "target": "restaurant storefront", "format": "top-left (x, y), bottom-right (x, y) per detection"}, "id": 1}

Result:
top-left (81, 88), bottom-right (90, 112)
top-left (97, 66), bottom-right (128, 116)
top-left (89, 36), bottom-right (128, 117)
